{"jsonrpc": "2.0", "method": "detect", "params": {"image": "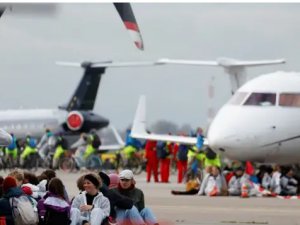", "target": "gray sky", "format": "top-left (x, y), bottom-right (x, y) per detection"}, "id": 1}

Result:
top-left (0, 3), bottom-right (298, 131)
